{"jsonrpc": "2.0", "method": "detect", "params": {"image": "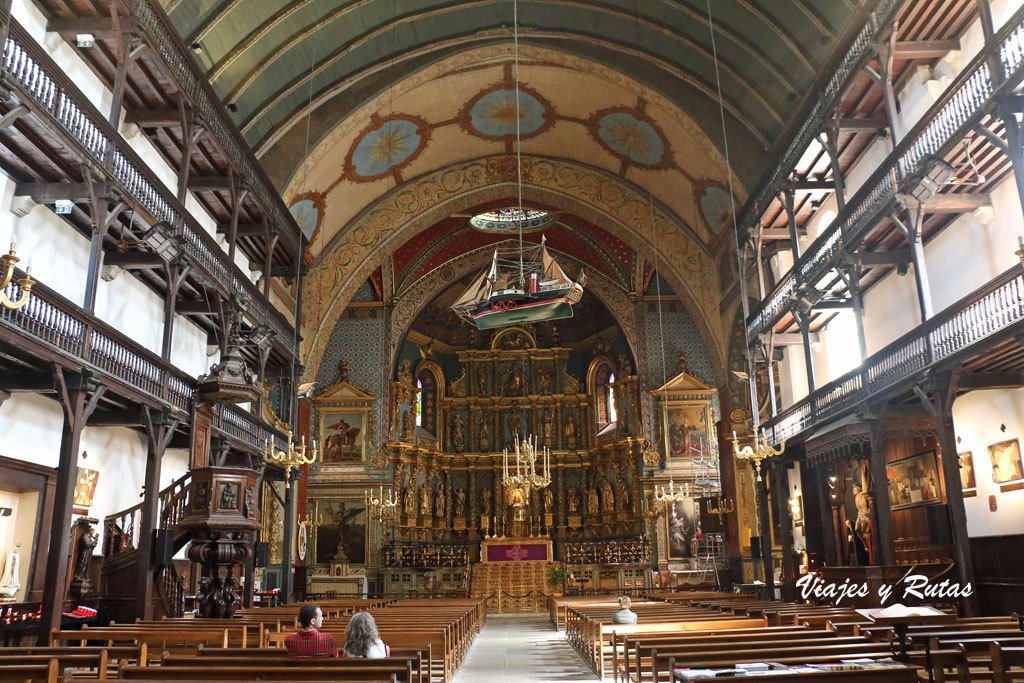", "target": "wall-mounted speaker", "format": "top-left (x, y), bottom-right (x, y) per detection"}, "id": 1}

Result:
top-left (750, 536), bottom-right (762, 559)
top-left (255, 541), bottom-right (269, 567)
top-left (153, 529), bottom-right (175, 565)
